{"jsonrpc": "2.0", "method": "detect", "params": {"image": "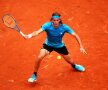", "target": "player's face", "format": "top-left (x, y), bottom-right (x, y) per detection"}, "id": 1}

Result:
top-left (52, 18), bottom-right (60, 28)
